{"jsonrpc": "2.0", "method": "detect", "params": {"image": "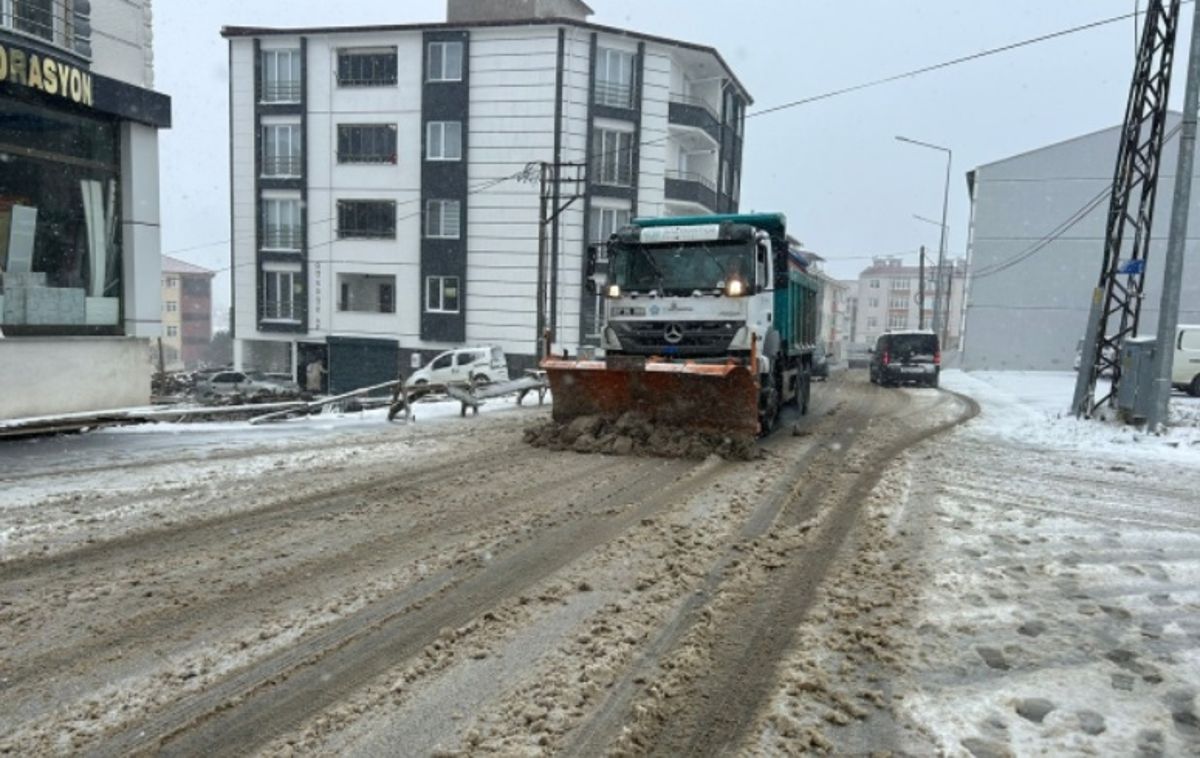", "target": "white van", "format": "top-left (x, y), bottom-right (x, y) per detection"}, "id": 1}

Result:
top-left (408, 346), bottom-right (510, 387)
top-left (1173, 324), bottom-right (1200, 396)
